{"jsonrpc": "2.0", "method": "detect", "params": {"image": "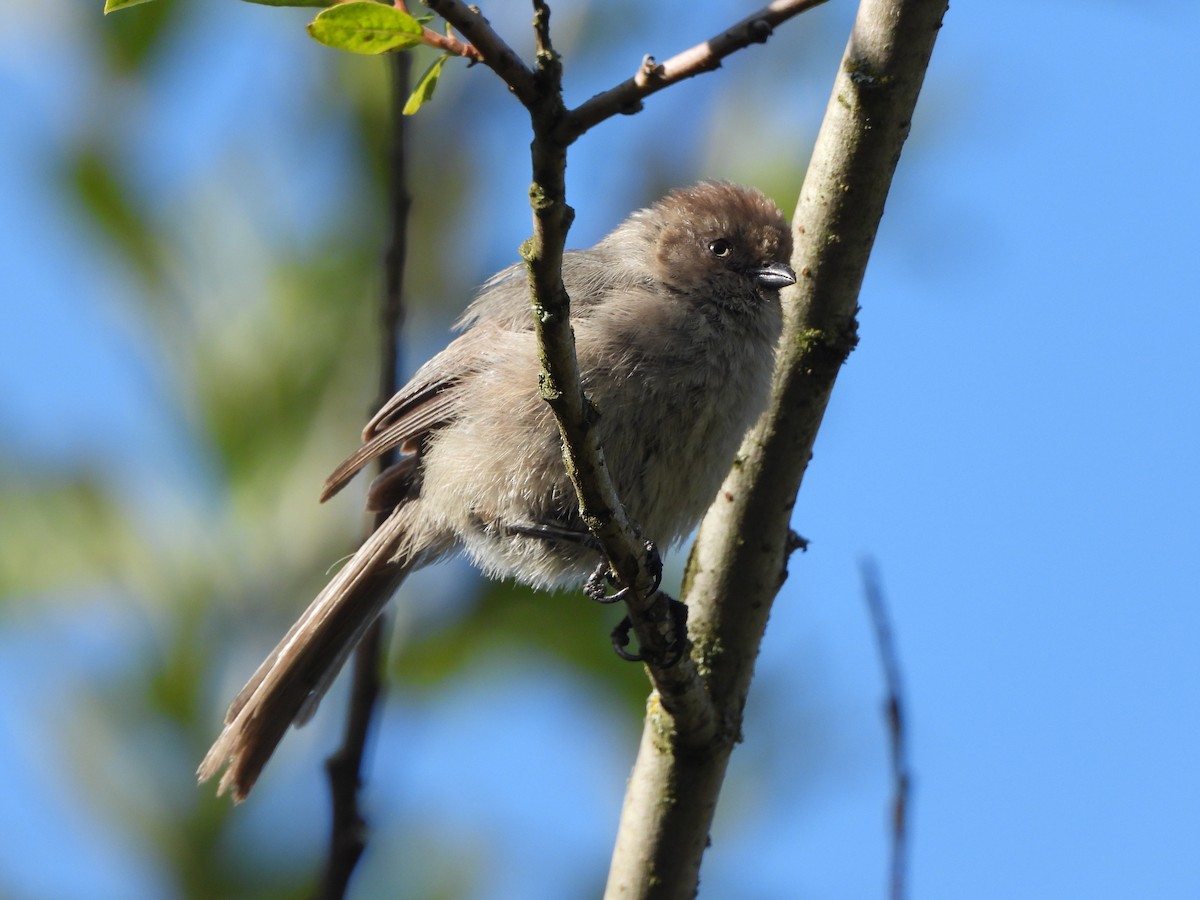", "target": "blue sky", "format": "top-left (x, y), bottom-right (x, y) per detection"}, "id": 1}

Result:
top-left (1, 1), bottom-right (1198, 898)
